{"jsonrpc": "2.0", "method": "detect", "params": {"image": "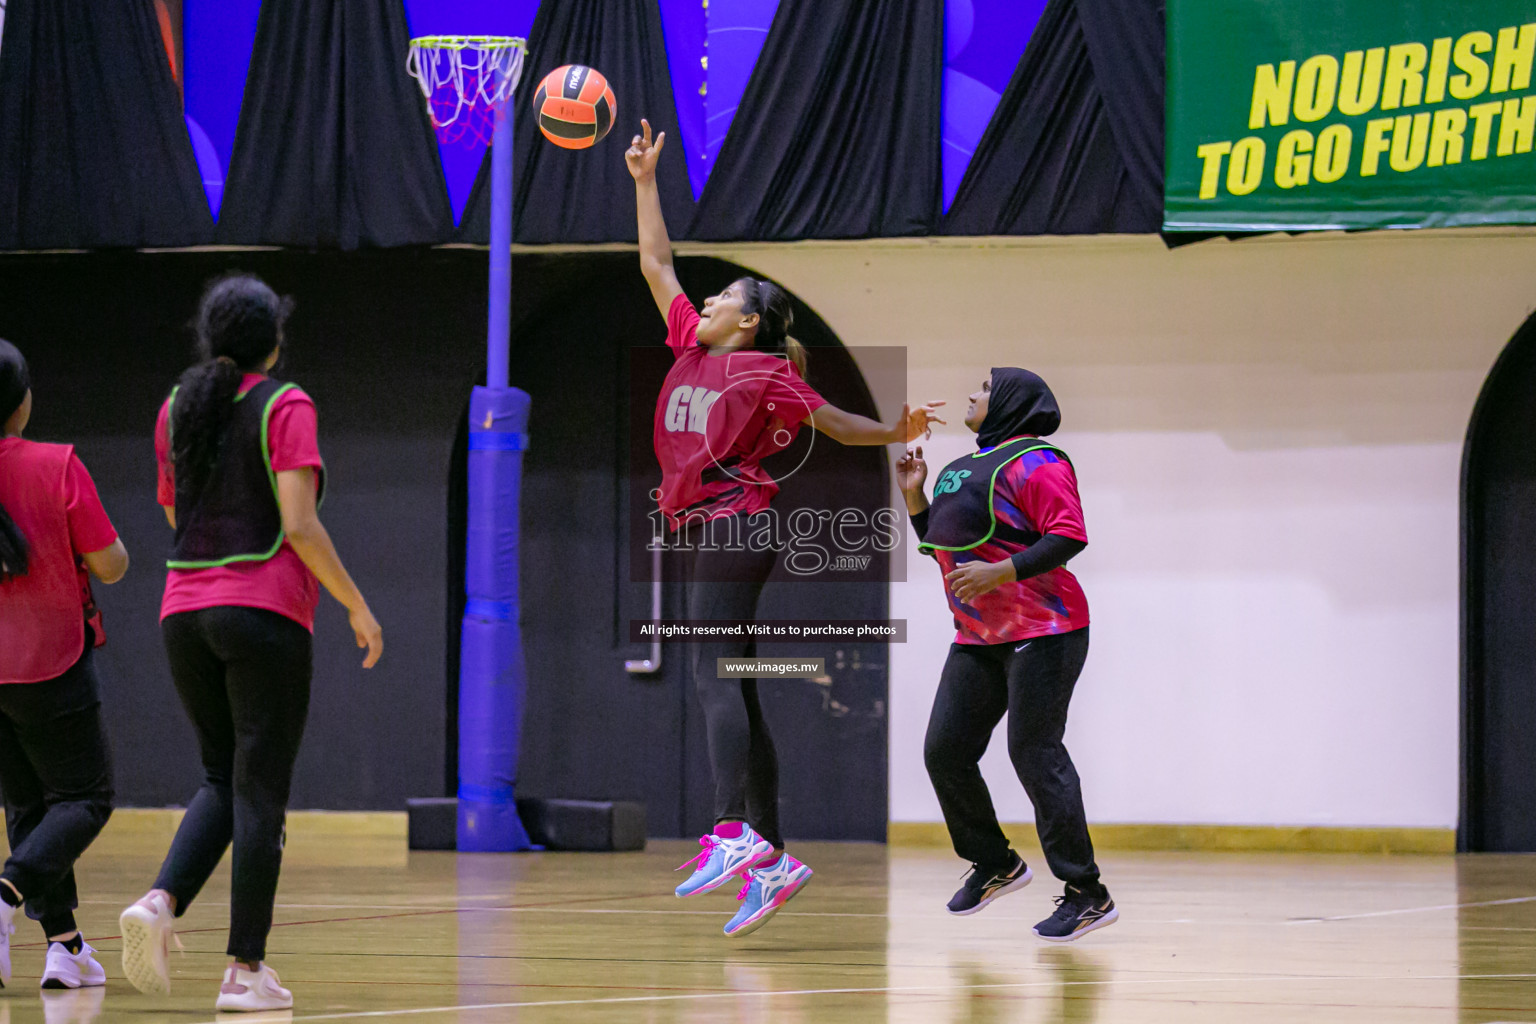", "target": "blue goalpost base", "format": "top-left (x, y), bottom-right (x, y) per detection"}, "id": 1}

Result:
top-left (457, 384), bottom-right (534, 851)
top-left (454, 87), bottom-right (535, 852)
